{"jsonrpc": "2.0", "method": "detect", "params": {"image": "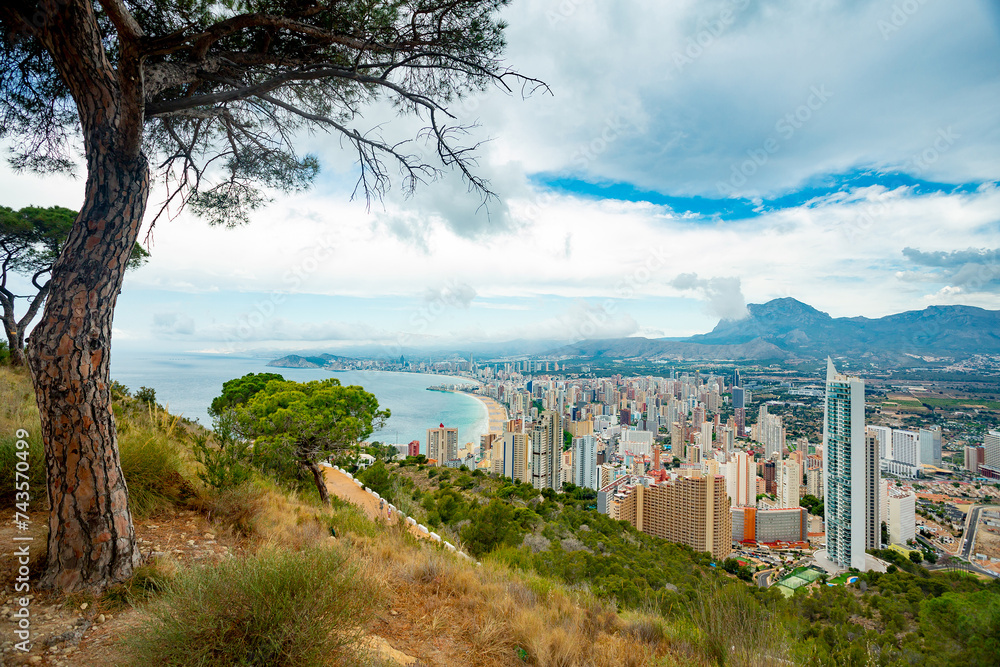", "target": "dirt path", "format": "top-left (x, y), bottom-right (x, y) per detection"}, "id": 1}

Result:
top-left (322, 466), bottom-right (433, 544)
